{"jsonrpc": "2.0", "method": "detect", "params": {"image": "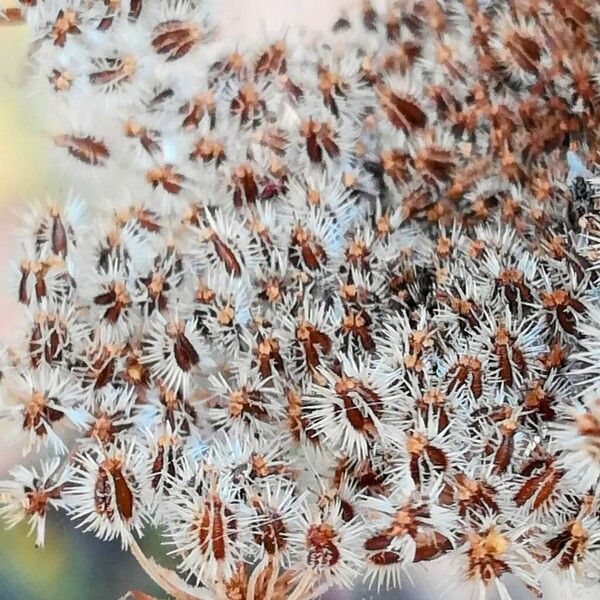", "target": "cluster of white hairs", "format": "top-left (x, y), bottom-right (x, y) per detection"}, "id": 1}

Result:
top-left (3, 1), bottom-right (600, 599)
